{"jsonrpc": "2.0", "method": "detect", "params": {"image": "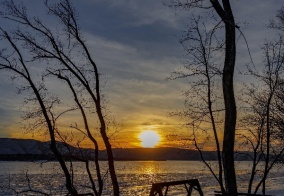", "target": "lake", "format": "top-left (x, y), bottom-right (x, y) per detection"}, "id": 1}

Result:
top-left (0, 161), bottom-right (283, 195)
